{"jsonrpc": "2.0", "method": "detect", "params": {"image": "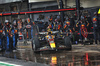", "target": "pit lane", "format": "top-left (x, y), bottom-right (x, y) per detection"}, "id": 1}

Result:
top-left (0, 44), bottom-right (100, 66)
